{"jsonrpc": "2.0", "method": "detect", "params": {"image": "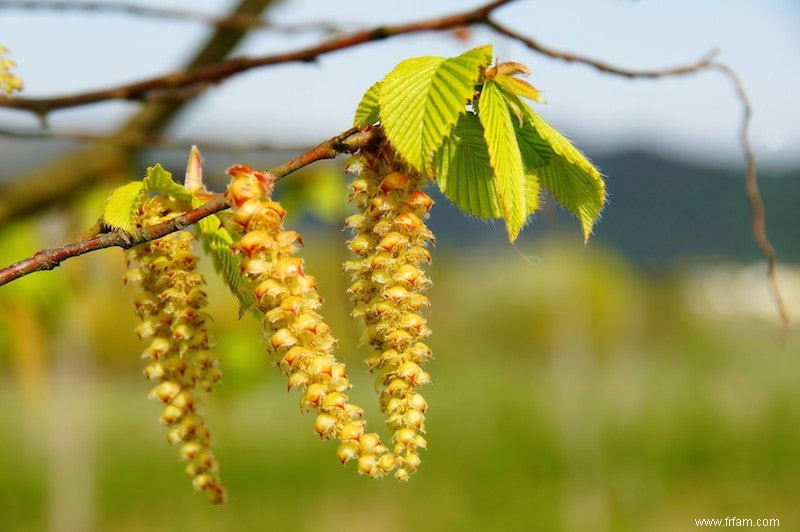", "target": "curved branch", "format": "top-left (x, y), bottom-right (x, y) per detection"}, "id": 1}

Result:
top-left (0, 0), bottom-right (515, 116)
top-left (0, 126), bottom-right (380, 287)
top-left (486, 19), bottom-right (718, 77)
top-left (487, 18), bottom-right (790, 336)
top-left (0, 126), bottom-right (312, 153)
top-left (711, 63), bottom-right (790, 338)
